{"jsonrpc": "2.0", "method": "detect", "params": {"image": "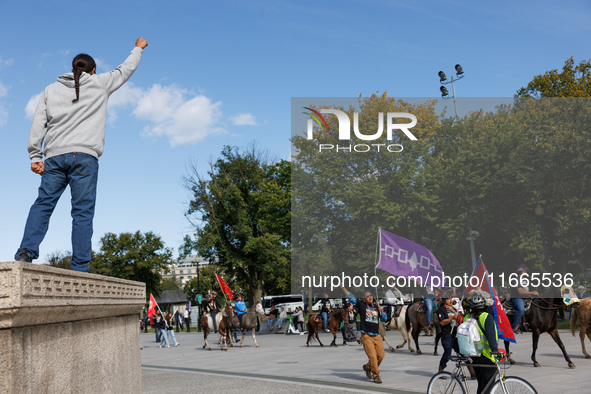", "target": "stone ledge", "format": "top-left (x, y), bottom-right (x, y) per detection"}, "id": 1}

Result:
top-left (0, 262), bottom-right (146, 329)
